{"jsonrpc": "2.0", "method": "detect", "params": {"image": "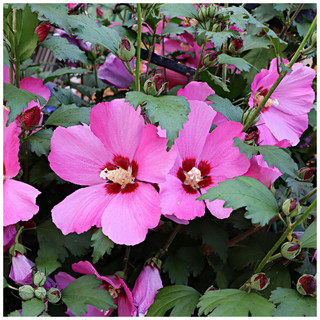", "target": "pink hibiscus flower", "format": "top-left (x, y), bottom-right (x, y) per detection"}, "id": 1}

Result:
top-left (159, 100), bottom-right (250, 221)
top-left (3, 109), bottom-right (41, 226)
top-left (3, 224), bottom-right (16, 252)
top-left (55, 261), bottom-right (134, 316)
top-left (49, 99), bottom-right (176, 245)
top-left (249, 57), bottom-right (316, 146)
